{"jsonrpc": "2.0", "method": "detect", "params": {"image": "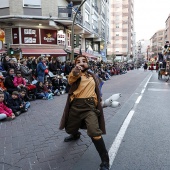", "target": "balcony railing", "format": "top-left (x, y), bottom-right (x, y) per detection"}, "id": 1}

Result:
top-left (102, 12), bottom-right (105, 19)
top-left (58, 6), bottom-right (83, 25)
top-left (94, 5), bottom-right (98, 13)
